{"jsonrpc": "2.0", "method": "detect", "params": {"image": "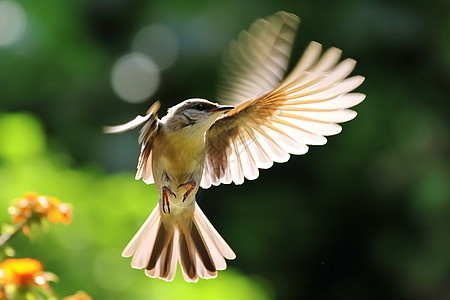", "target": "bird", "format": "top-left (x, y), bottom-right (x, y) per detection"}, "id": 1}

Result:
top-left (104, 11), bottom-right (365, 282)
